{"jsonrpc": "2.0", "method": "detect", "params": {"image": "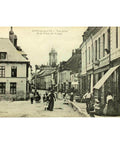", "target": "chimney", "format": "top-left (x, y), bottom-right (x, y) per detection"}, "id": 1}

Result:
top-left (9, 26), bottom-right (14, 43)
top-left (14, 35), bottom-right (17, 48)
